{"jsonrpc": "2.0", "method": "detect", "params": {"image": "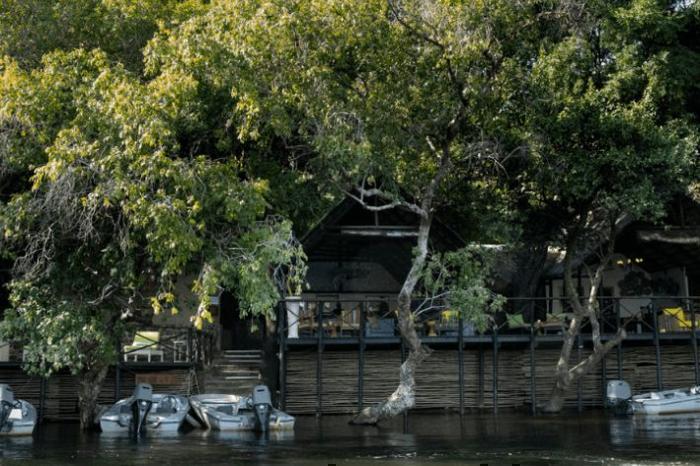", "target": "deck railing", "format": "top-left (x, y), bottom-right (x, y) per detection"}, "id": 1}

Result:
top-left (277, 295), bottom-right (700, 341)
top-left (0, 325), bottom-right (216, 367)
top-left (276, 295), bottom-right (700, 414)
